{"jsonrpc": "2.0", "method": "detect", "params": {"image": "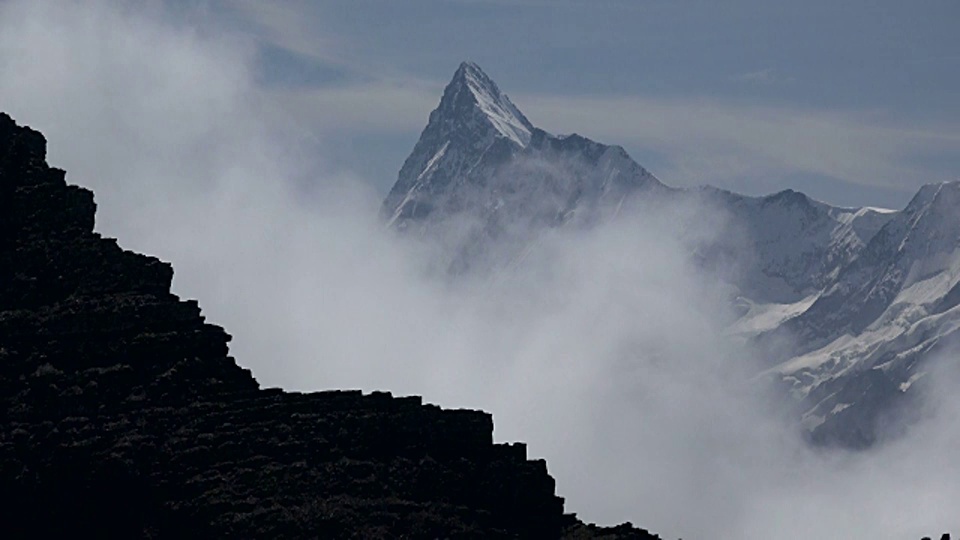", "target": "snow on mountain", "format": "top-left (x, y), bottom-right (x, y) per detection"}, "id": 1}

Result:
top-left (458, 61), bottom-right (532, 147)
top-left (382, 61), bottom-right (959, 448)
top-left (382, 61), bottom-right (665, 273)
top-left (693, 187), bottom-right (895, 305)
top-left (381, 61), bottom-right (537, 228)
top-left (763, 181), bottom-right (960, 446)
top-left (768, 182), bottom-right (960, 353)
